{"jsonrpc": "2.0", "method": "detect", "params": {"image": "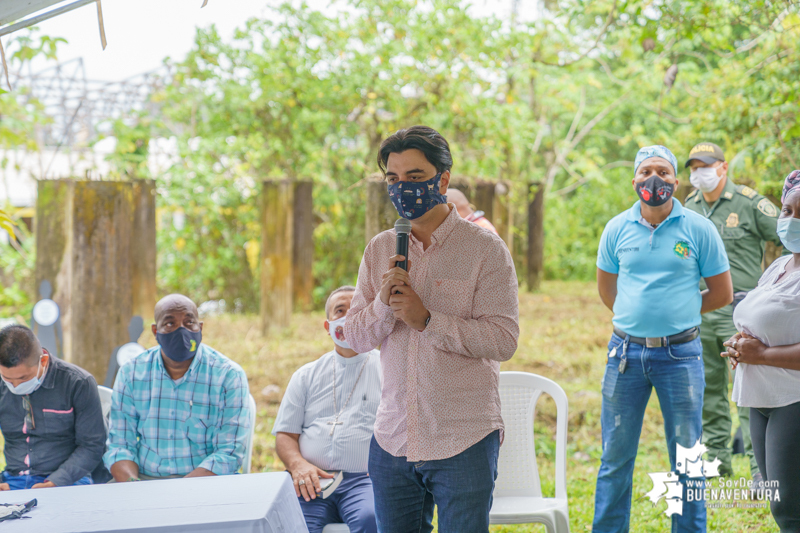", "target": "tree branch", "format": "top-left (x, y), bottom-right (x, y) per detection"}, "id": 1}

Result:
top-left (745, 48), bottom-right (793, 77)
top-left (702, 8), bottom-right (791, 58)
top-left (594, 56), bottom-right (626, 86)
top-left (565, 86), bottom-right (586, 145)
top-left (569, 89), bottom-right (631, 151)
top-left (552, 160), bottom-right (634, 196)
top-left (677, 50), bottom-right (712, 72)
top-left (544, 89), bottom-right (631, 192)
top-left (536, 0), bottom-right (618, 67)
top-left (643, 104), bottom-right (692, 124)
top-left (530, 116), bottom-right (547, 155)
